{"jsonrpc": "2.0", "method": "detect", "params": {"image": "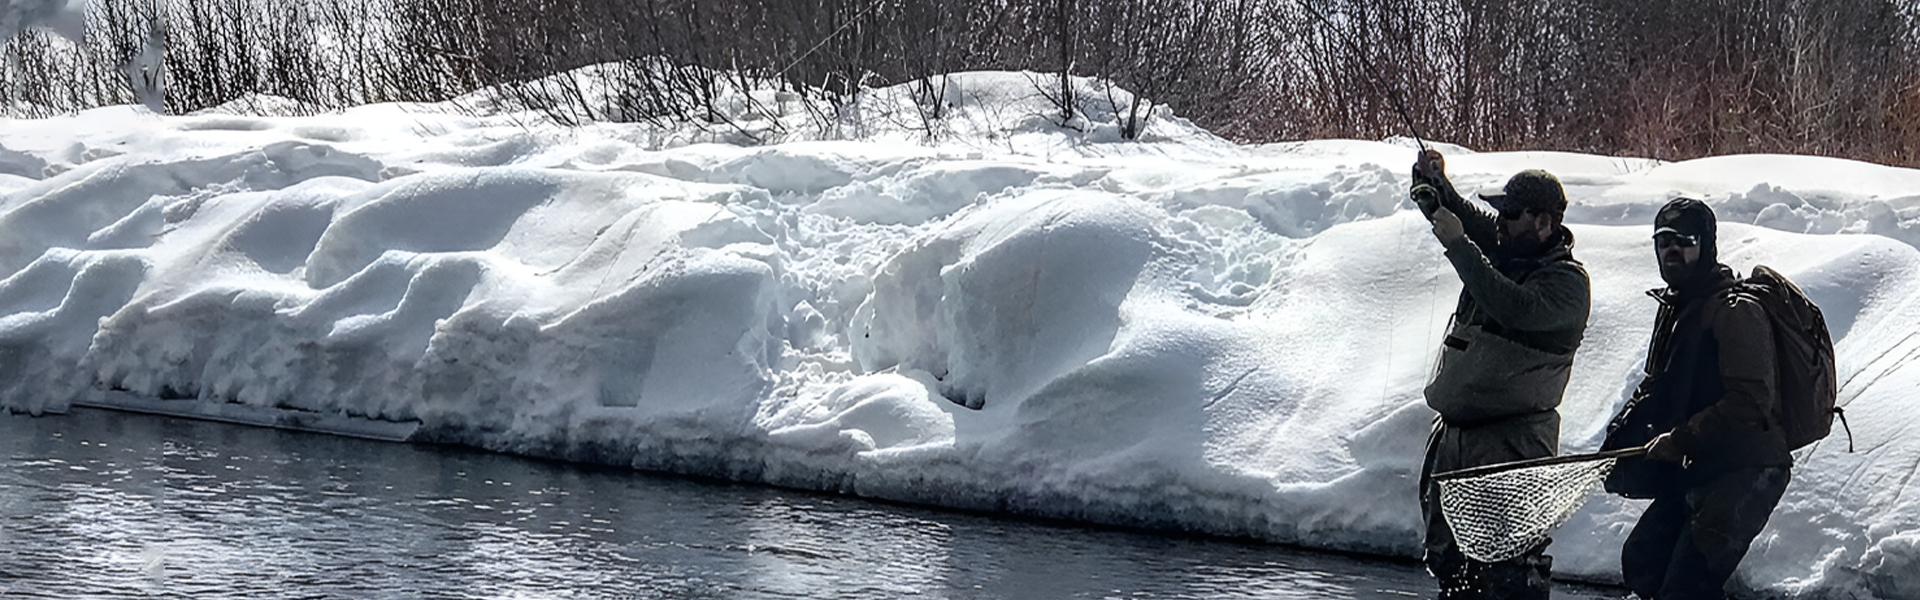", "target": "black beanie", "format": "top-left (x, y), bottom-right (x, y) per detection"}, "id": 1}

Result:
top-left (1653, 197), bottom-right (1718, 282)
